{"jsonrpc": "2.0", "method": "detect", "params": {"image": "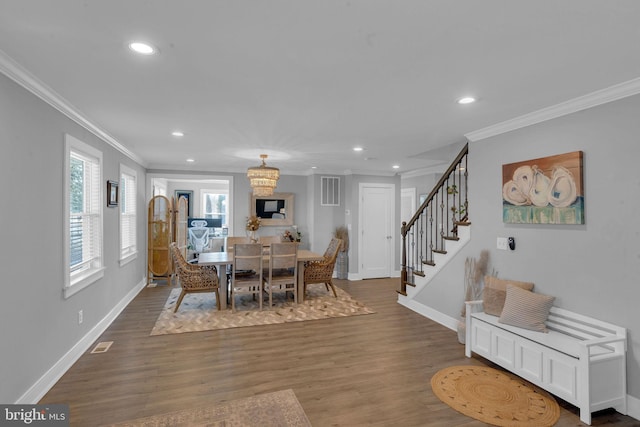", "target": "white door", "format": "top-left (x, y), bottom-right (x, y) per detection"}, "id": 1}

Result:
top-left (359, 183), bottom-right (395, 279)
